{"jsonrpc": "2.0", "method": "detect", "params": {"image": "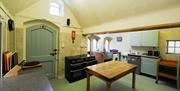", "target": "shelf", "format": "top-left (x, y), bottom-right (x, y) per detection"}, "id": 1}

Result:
top-left (159, 60), bottom-right (177, 68)
top-left (158, 72), bottom-right (177, 80)
top-left (4, 65), bottom-right (21, 78)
